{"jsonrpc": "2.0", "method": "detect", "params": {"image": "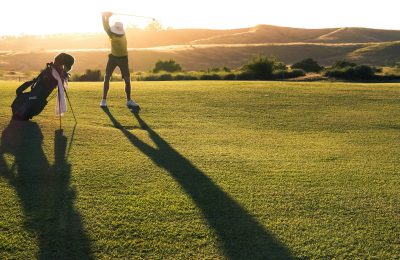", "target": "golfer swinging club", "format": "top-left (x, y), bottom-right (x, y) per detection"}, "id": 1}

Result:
top-left (100, 12), bottom-right (140, 108)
